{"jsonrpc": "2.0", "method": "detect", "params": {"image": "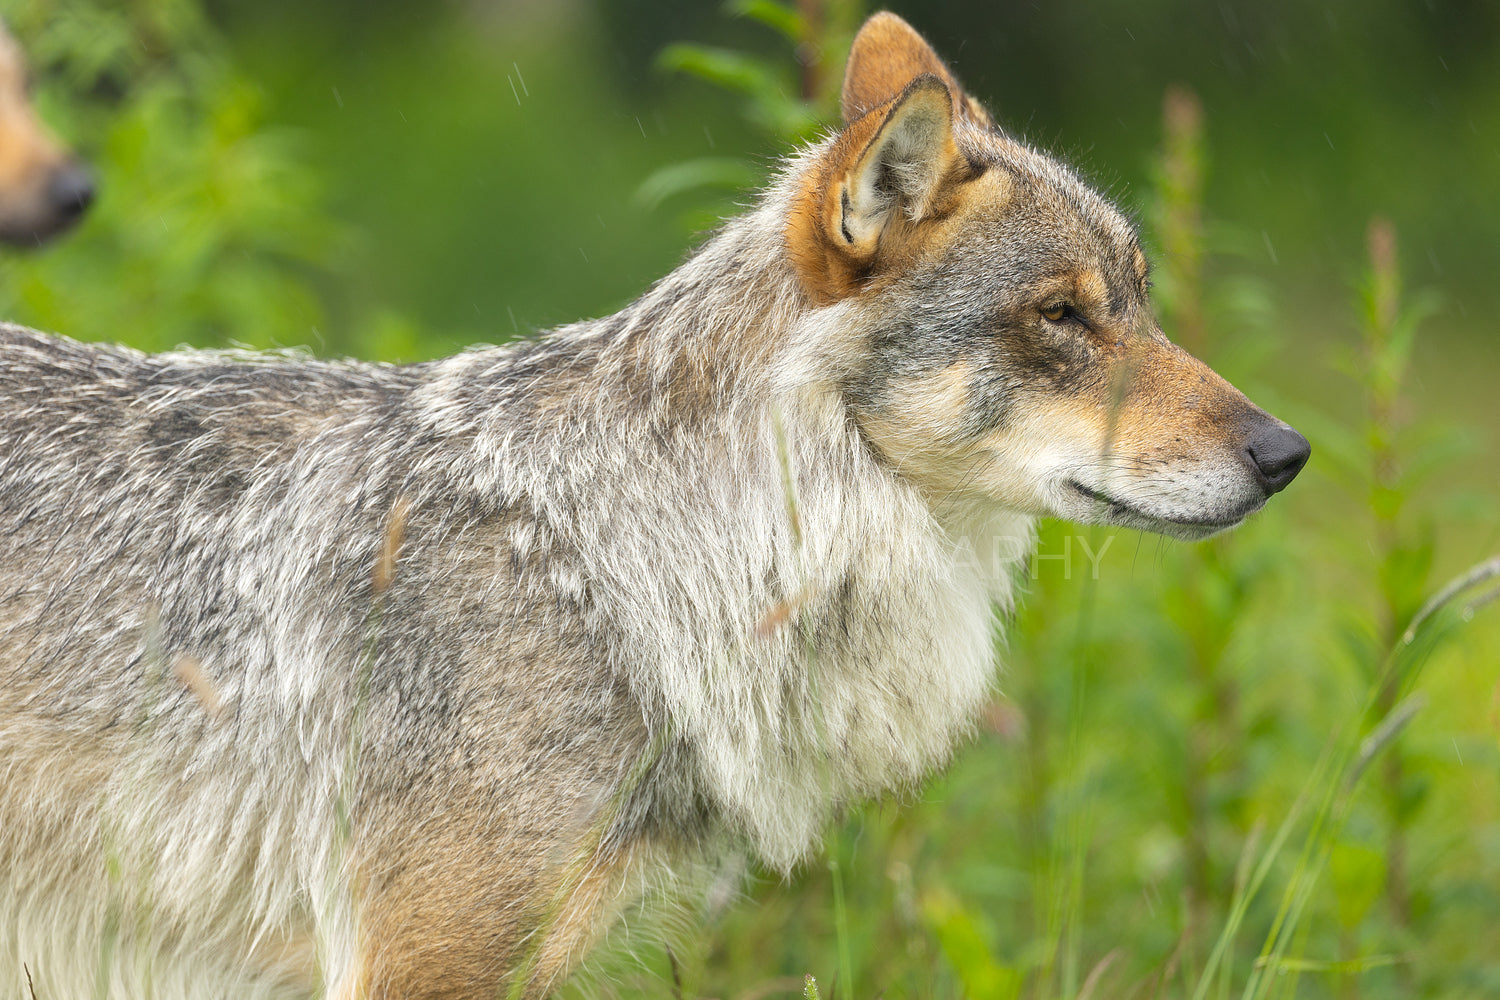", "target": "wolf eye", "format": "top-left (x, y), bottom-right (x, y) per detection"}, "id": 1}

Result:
top-left (1040, 303), bottom-right (1070, 323)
